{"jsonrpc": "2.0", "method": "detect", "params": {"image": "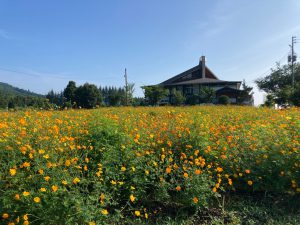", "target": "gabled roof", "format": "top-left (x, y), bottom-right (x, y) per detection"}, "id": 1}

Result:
top-left (159, 61), bottom-right (241, 87)
top-left (160, 62), bottom-right (219, 86)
